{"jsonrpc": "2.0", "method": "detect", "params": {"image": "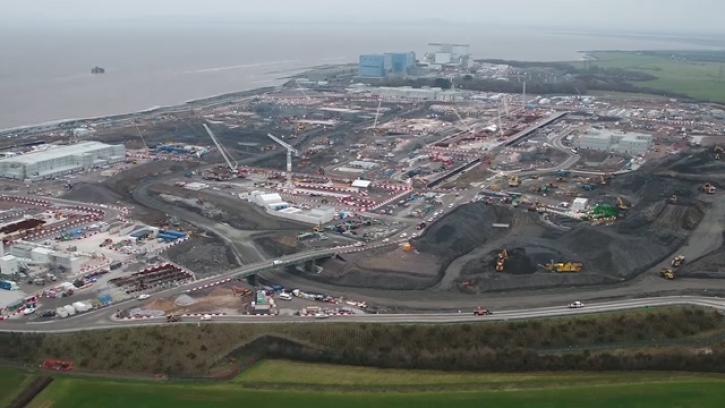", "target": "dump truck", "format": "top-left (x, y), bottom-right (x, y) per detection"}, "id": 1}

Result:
top-left (545, 262), bottom-right (583, 273)
top-left (702, 183), bottom-right (717, 194)
top-left (660, 268), bottom-right (676, 280)
top-left (671, 255), bottom-right (686, 268)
